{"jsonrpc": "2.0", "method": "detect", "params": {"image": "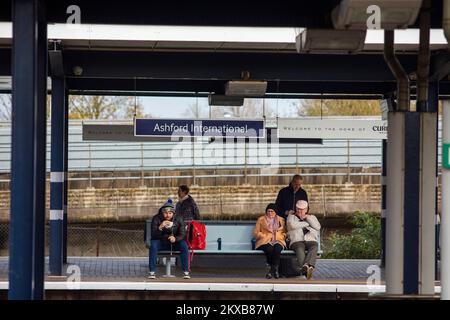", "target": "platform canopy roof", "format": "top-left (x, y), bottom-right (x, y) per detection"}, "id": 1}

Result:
top-left (1, 0), bottom-right (450, 98)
